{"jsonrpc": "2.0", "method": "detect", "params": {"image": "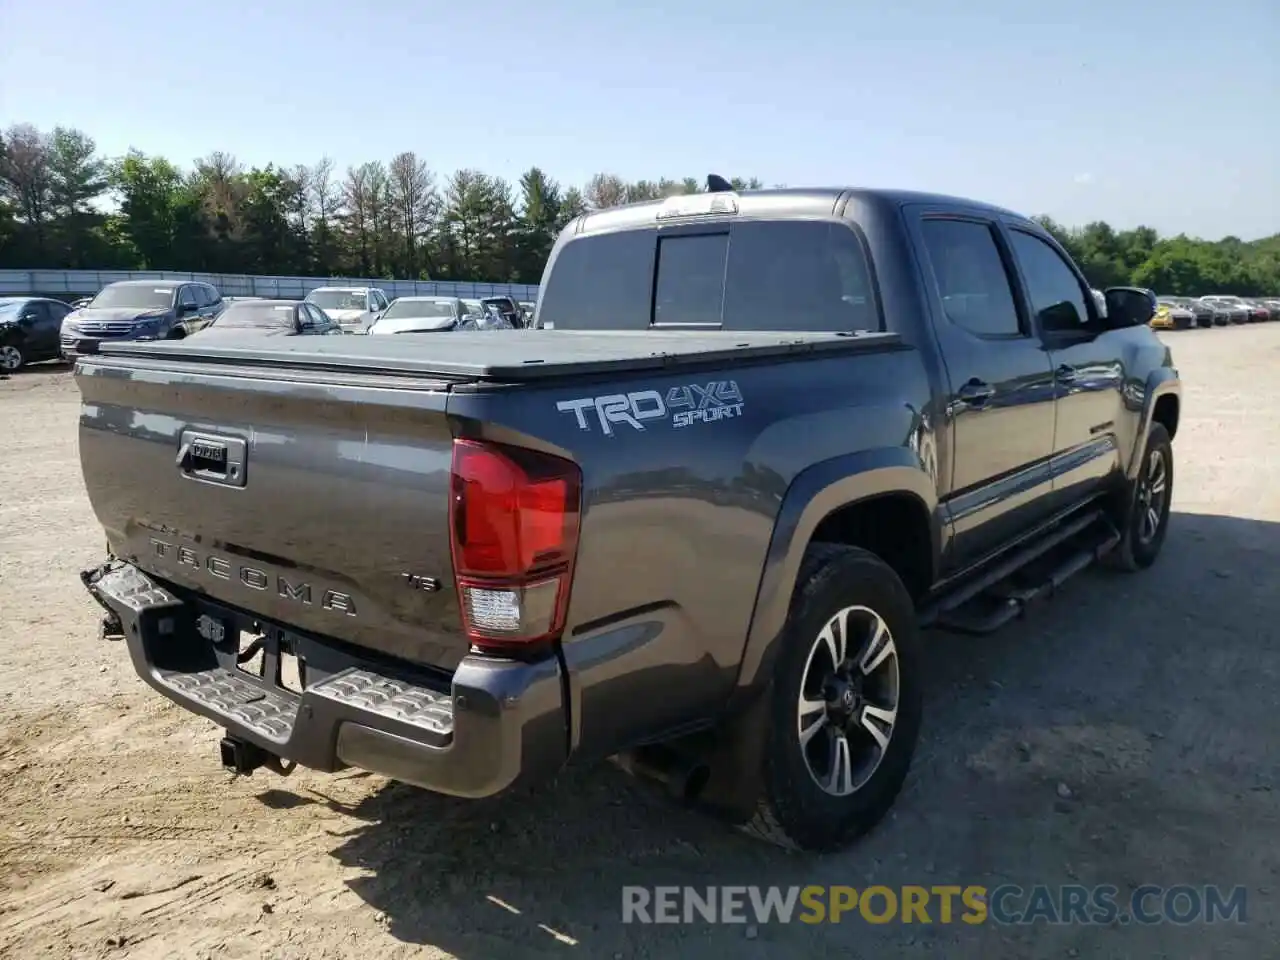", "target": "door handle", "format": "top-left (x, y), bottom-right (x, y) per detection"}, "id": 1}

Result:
top-left (958, 379), bottom-right (996, 405)
top-left (1055, 364), bottom-right (1077, 382)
